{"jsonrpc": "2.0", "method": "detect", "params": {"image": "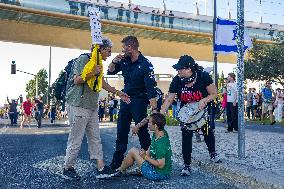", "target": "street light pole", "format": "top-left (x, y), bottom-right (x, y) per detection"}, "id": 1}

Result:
top-left (35, 75), bottom-right (38, 97)
top-left (237, 0), bottom-right (245, 158)
top-left (48, 46), bottom-right (52, 104)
